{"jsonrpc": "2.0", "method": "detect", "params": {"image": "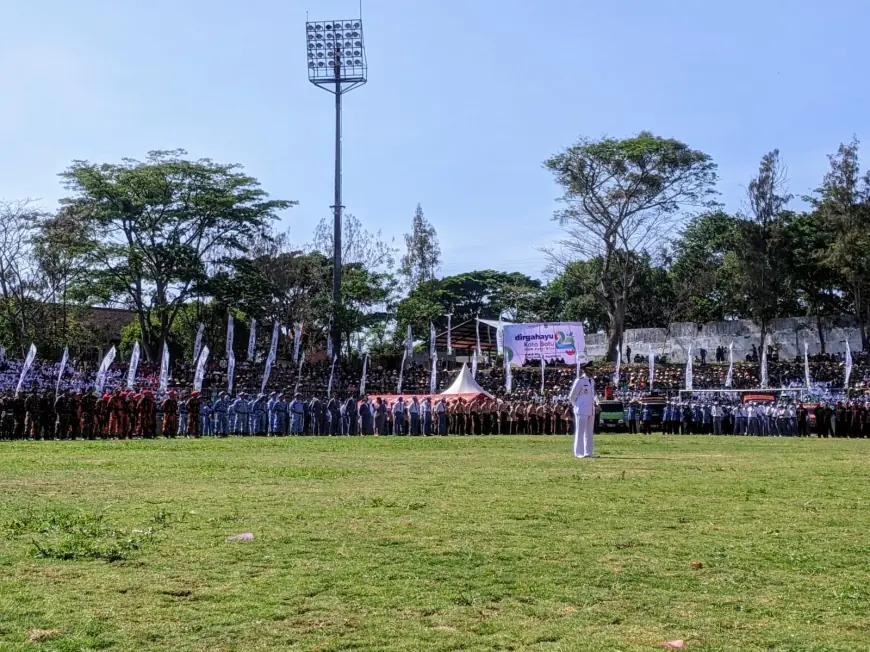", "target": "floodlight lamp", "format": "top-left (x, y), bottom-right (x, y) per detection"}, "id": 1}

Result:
top-left (333, 22), bottom-right (342, 29)
top-left (353, 21), bottom-right (360, 28)
top-left (325, 24), bottom-right (332, 30)
top-left (351, 31), bottom-right (359, 37)
top-left (353, 59), bottom-right (361, 65)
top-left (315, 24), bottom-right (322, 31)
top-left (308, 62), bottom-right (315, 68)
top-left (345, 22), bottom-right (352, 28)
top-left (353, 50), bottom-right (360, 56)
top-left (355, 40), bottom-right (362, 46)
